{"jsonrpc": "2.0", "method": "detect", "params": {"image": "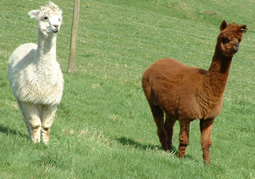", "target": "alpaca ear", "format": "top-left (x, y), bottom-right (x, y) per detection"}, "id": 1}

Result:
top-left (240, 25), bottom-right (248, 33)
top-left (220, 20), bottom-right (227, 31)
top-left (28, 10), bottom-right (40, 19)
